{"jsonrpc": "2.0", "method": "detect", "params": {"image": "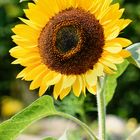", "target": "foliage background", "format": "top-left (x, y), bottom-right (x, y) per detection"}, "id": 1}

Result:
top-left (0, 0), bottom-right (140, 124)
